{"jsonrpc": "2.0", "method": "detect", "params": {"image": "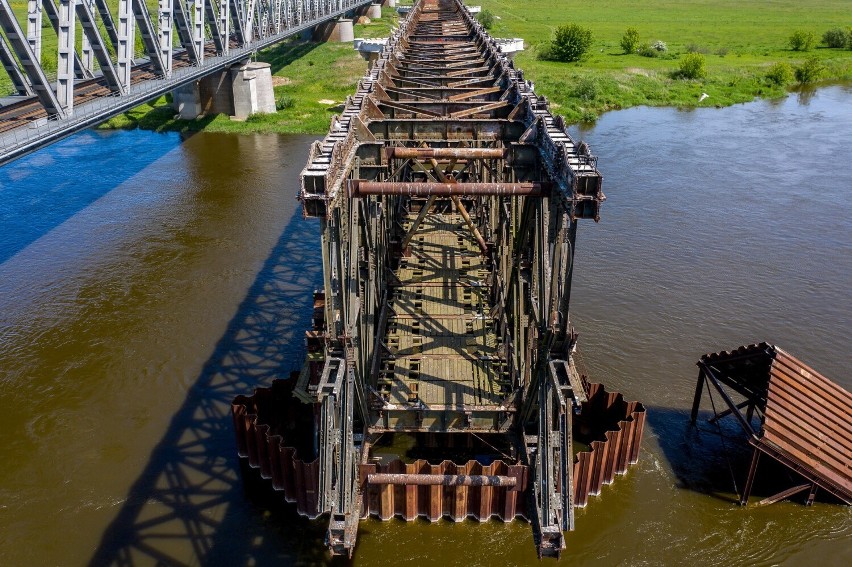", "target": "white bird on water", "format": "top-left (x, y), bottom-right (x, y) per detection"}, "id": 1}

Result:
top-left (698, 92), bottom-right (709, 102)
